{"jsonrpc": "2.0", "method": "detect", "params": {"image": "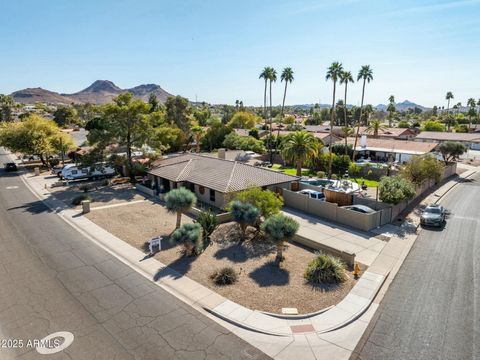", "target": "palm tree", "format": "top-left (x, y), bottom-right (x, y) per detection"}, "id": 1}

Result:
top-left (352, 65), bottom-right (373, 161)
top-left (387, 95), bottom-right (396, 127)
top-left (326, 62), bottom-right (344, 178)
top-left (467, 98), bottom-right (476, 130)
top-left (259, 67), bottom-right (272, 122)
top-left (341, 126), bottom-right (354, 155)
top-left (190, 125), bottom-right (205, 153)
top-left (281, 131), bottom-right (319, 176)
top-left (339, 70), bottom-right (354, 127)
top-left (280, 67), bottom-right (294, 119)
top-left (268, 68), bottom-right (277, 162)
top-left (445, 91), bottom-right (454, 131)
top-left (366, 119), bottom-right (387, 137)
